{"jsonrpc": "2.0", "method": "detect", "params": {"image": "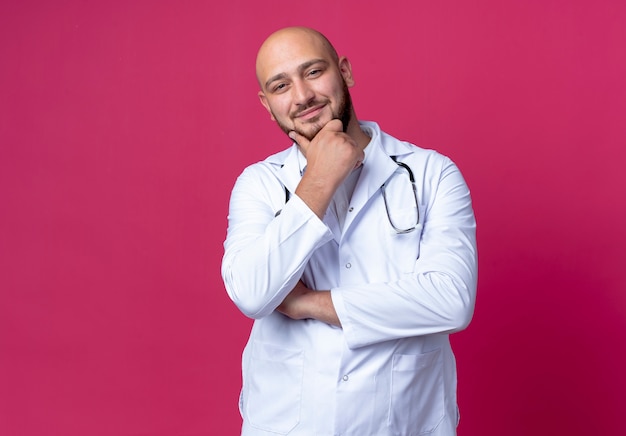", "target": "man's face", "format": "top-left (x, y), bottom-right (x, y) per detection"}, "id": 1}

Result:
top-left (256, 30), bottom-right (355, 141)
